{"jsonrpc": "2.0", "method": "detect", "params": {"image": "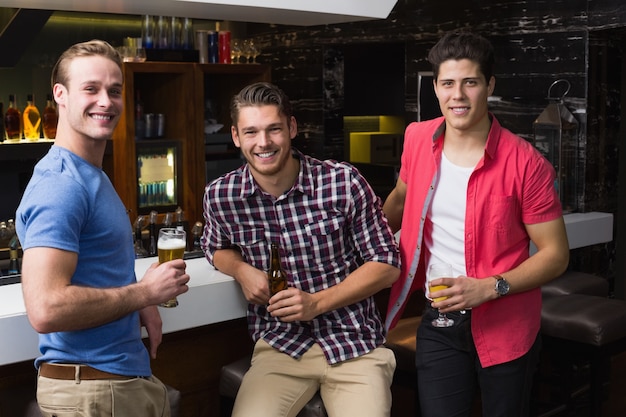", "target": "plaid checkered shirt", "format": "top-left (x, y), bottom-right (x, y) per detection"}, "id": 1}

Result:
top-left (202, 149), bottom-right (400, 364)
